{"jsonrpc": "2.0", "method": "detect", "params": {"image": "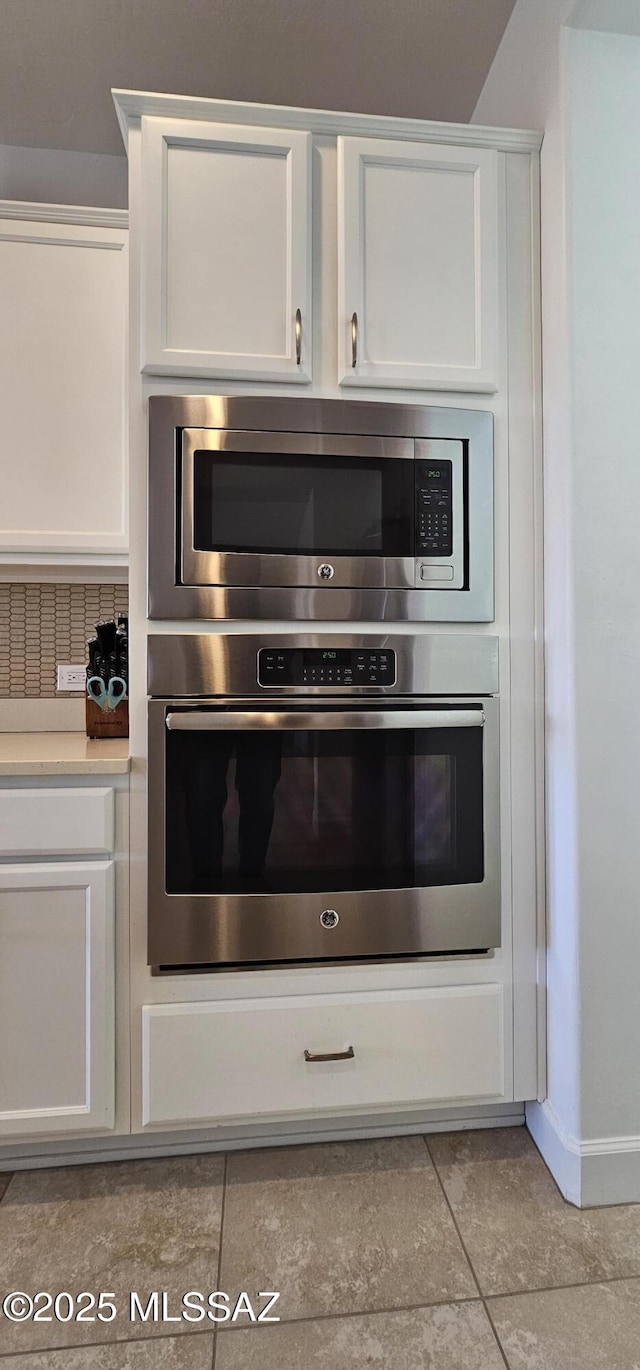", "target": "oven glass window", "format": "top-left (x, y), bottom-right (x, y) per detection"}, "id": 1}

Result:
top-left (192, 451), bottom-right (414, 557)
top-left (165, 719), bottom-right (484, 896)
